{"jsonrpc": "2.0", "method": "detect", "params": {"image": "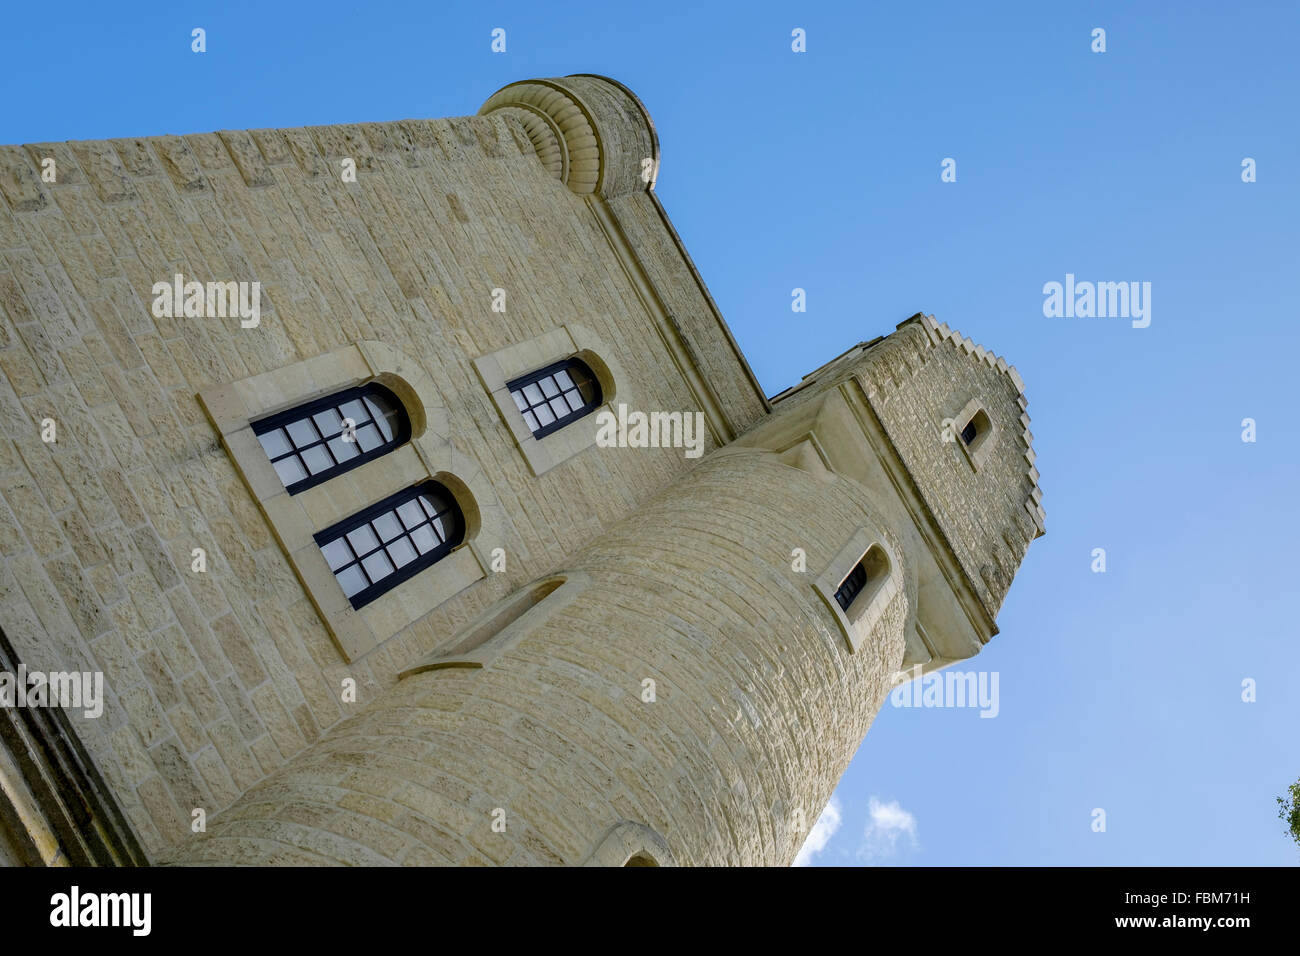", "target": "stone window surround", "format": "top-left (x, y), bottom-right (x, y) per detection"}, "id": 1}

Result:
top-left (197, 341), bottom-right (500, 663)
top-left (952, 397), bottom-right (998, 472)
top-left (582, 820), bottom-right (676, 866)
top-left (314, 479), bottom-right (466, 611)
top-left (812, 526), bottom-right (902, 654)
top-left (472, 324), bottom-right (628, 477)
top-left (506, 357), bottom-right (603, 440)
top-left (251, 381), bottom-right (410, 494)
